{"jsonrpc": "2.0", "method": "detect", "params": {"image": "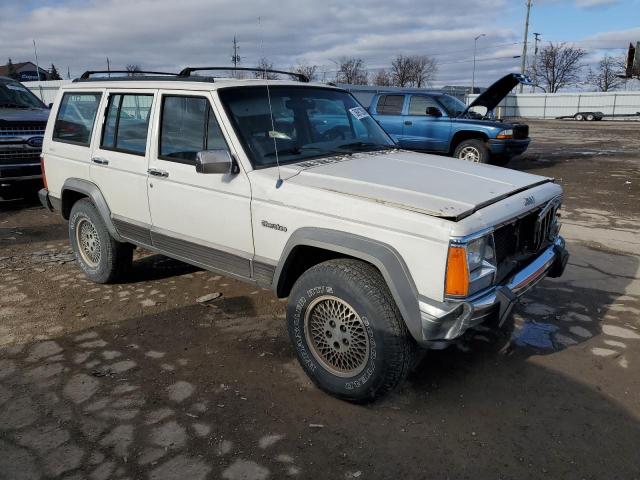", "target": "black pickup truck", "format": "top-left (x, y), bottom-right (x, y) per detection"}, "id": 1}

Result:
top-left (0, 76), bottom-right (49, 199)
